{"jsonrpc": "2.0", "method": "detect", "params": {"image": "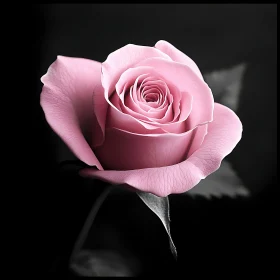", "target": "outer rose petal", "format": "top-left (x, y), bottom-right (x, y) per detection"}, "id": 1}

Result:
top-left (40, 56), bottom-right (103, 169)
top-left (80, 103), bottom-right (242, 197)
top-left (155, 40), bottom-right (203, 80)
